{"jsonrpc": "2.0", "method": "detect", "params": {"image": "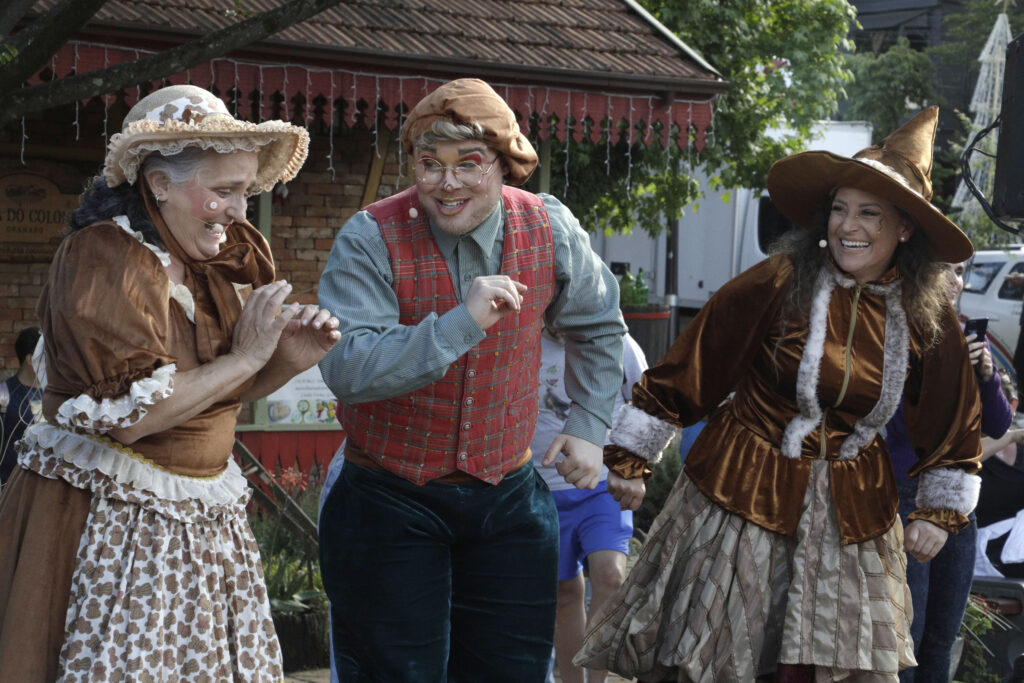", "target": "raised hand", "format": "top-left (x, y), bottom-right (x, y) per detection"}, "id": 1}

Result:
top-left (229, 280), bottom-right (300, 370)
top-left (276, 303), bottom-right (342, 372)
top-left (464, 275), bottom-right (527, 330)
top-left (965, 333), bottom-right (993, 381)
